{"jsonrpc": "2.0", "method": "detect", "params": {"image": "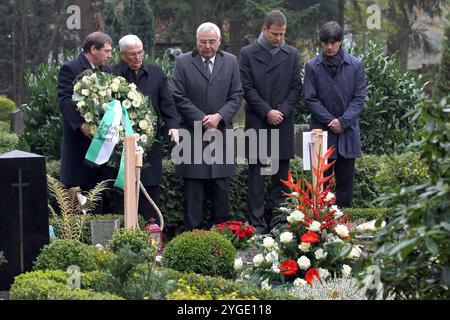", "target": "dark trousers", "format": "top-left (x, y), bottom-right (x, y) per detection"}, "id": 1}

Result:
top-left (247, 160), bottom-right (290, 233)
top-left (113, 185), bottom-right (161, 223)
top-left (183, 177), bottom-right (230, 230)
top-left (324, 154), bottom-right (355, 208)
